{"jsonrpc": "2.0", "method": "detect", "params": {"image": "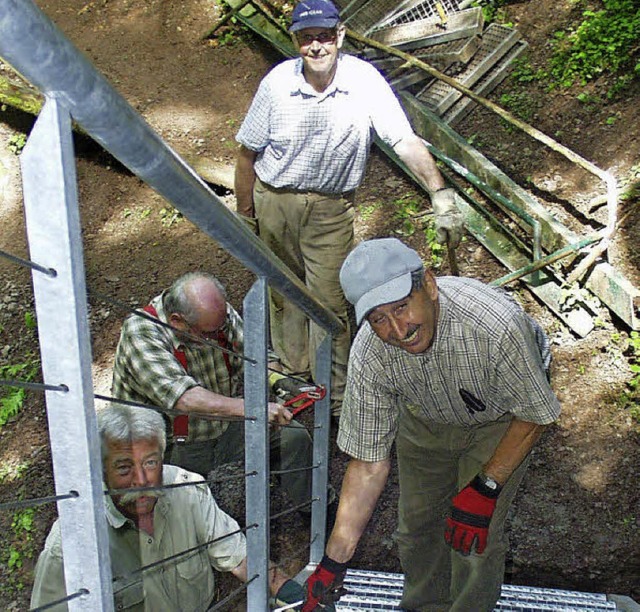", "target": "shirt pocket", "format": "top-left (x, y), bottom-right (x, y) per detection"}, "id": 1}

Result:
top-left (176, 551), bottom-right (208, 581)
top-left (330, 125), bottom-right (362, 160)
top-left (166, 552), bottom-right (213, 610)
